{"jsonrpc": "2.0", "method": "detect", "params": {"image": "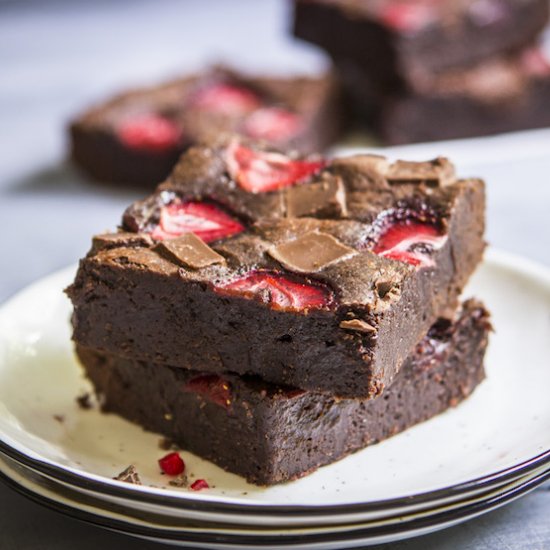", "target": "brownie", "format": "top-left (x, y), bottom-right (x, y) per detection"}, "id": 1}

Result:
top-left (293, 0), bottom-right (549, 91)
top-left (77, 300), bottom-right (490, 485)
top-left (374, 47), bottom-right (550, 144)
top-left (67, 139), bottom-right (485, 398)
top-left (69, 67), bottom-right (343, 187)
